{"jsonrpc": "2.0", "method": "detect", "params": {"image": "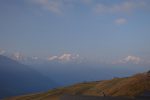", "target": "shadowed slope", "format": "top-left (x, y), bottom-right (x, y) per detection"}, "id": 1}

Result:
top-left (5, 71), bottom-right (150, 100)
top-left (0, 55), bottom-right (58, 99)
